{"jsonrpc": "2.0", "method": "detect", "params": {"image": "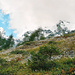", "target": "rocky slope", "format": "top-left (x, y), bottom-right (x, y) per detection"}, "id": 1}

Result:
top-left (0, 33), bottom-right (75, 63)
